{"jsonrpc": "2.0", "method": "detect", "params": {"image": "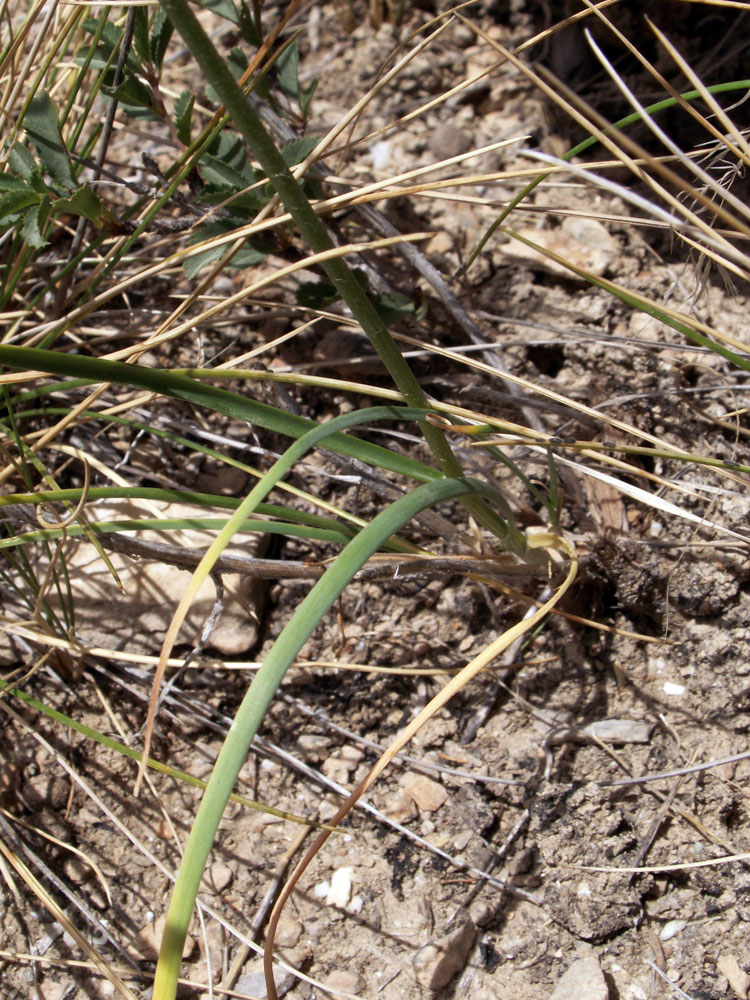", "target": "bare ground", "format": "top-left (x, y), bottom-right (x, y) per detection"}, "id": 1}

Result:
top-left (2, 4), bottom-right (750, 1000)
